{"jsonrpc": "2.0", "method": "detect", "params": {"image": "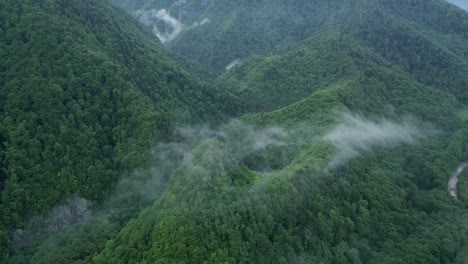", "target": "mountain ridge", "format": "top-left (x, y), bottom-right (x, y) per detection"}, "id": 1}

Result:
top-left (0, 0), bottom-right (241, 260)
top-left (4, 0), bottom-right (468, 263)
